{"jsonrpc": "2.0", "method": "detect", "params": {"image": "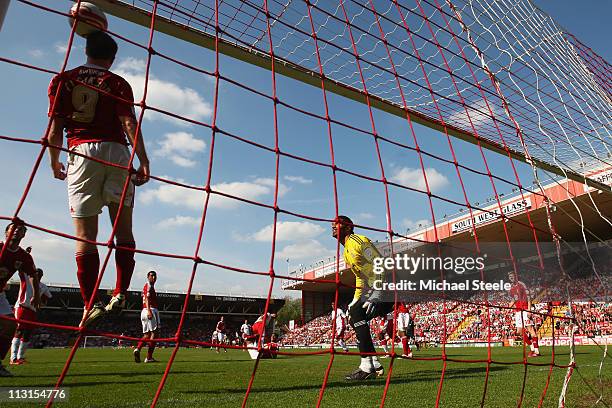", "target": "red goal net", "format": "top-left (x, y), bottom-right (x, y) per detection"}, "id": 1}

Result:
top-left (0, 1), bottom-right (610, 407)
